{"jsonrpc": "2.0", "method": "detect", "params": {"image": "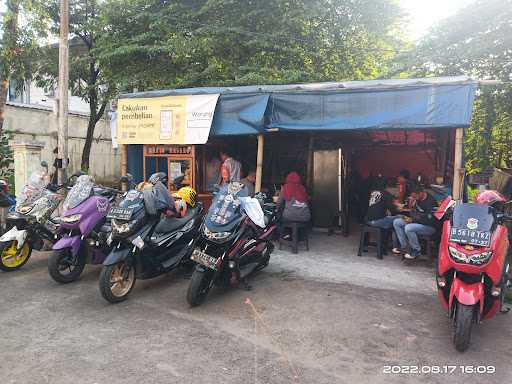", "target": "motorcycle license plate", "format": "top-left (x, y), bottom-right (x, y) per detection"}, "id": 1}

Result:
top-left (191, 249), bottom-right (218, 271)
top-left (108, 207), bottom-right (133, 220)
top-left (449, 227), bottom-right (491, 247)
